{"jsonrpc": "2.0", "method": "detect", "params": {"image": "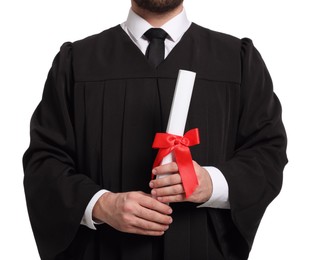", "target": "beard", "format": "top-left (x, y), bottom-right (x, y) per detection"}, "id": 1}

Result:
top-left (133, 0), bottom-right (184, 13)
